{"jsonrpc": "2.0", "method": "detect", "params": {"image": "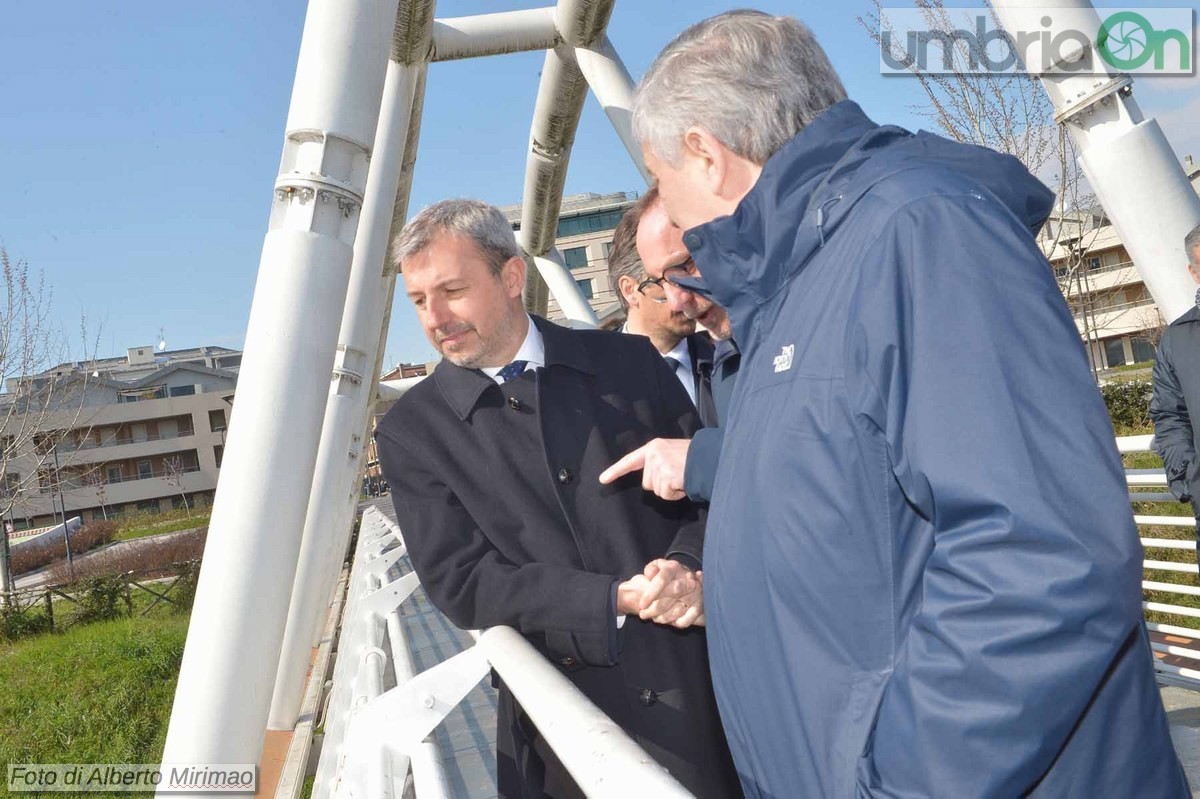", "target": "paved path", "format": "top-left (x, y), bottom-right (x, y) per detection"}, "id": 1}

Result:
top-left (13, 526), bottom-right (203, 590)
